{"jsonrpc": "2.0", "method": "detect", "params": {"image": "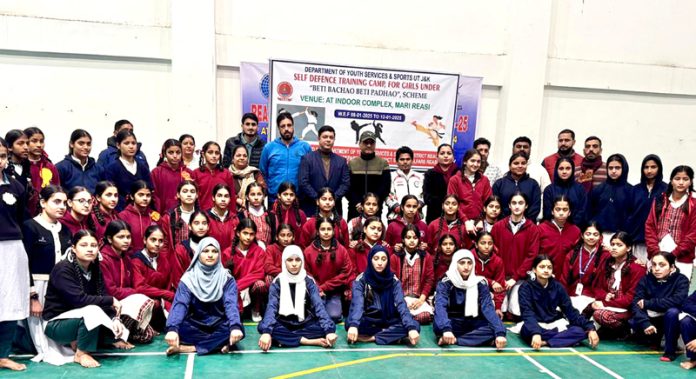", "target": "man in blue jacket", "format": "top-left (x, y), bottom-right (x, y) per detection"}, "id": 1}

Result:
top-left (298, 125), bottom-right (350, 216)
top-left (260, 112), bottom-right (312, 205)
